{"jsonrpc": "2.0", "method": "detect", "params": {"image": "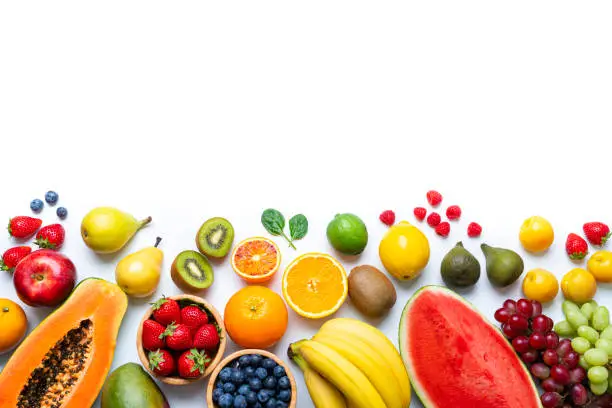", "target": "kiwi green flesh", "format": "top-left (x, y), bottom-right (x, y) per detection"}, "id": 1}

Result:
top-left (197, 217), bottom-right (234, 258)
top-left (174, 251), bottom-right (214, 290)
